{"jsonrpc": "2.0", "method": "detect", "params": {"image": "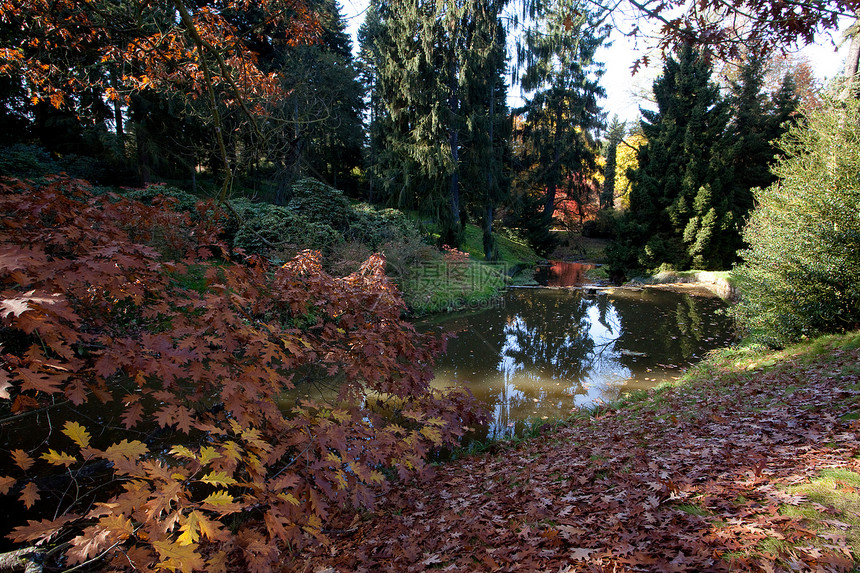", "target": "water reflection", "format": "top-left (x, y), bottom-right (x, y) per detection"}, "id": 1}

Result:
top-left (419, 288), bottom-right (736, 441)
top-left (534, 261), bottom-right (595, 287)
